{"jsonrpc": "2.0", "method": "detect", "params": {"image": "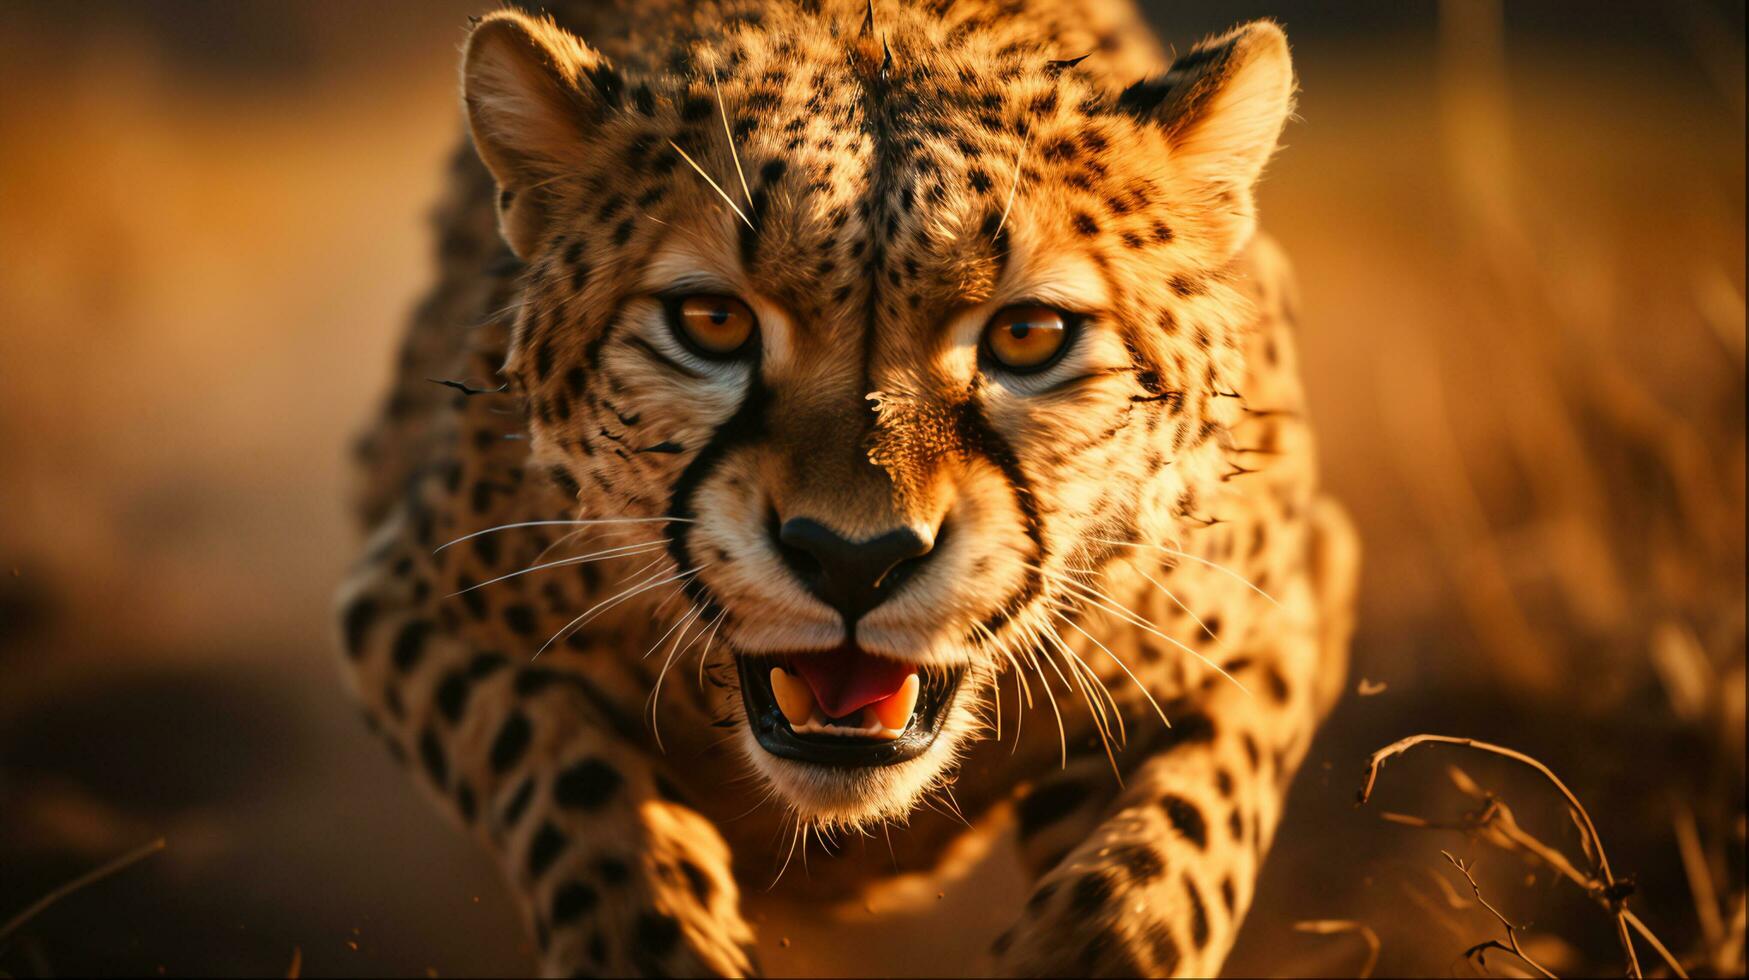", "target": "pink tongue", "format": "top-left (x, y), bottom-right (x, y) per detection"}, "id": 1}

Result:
top-left (790, 647), bottom-right (917, 719)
